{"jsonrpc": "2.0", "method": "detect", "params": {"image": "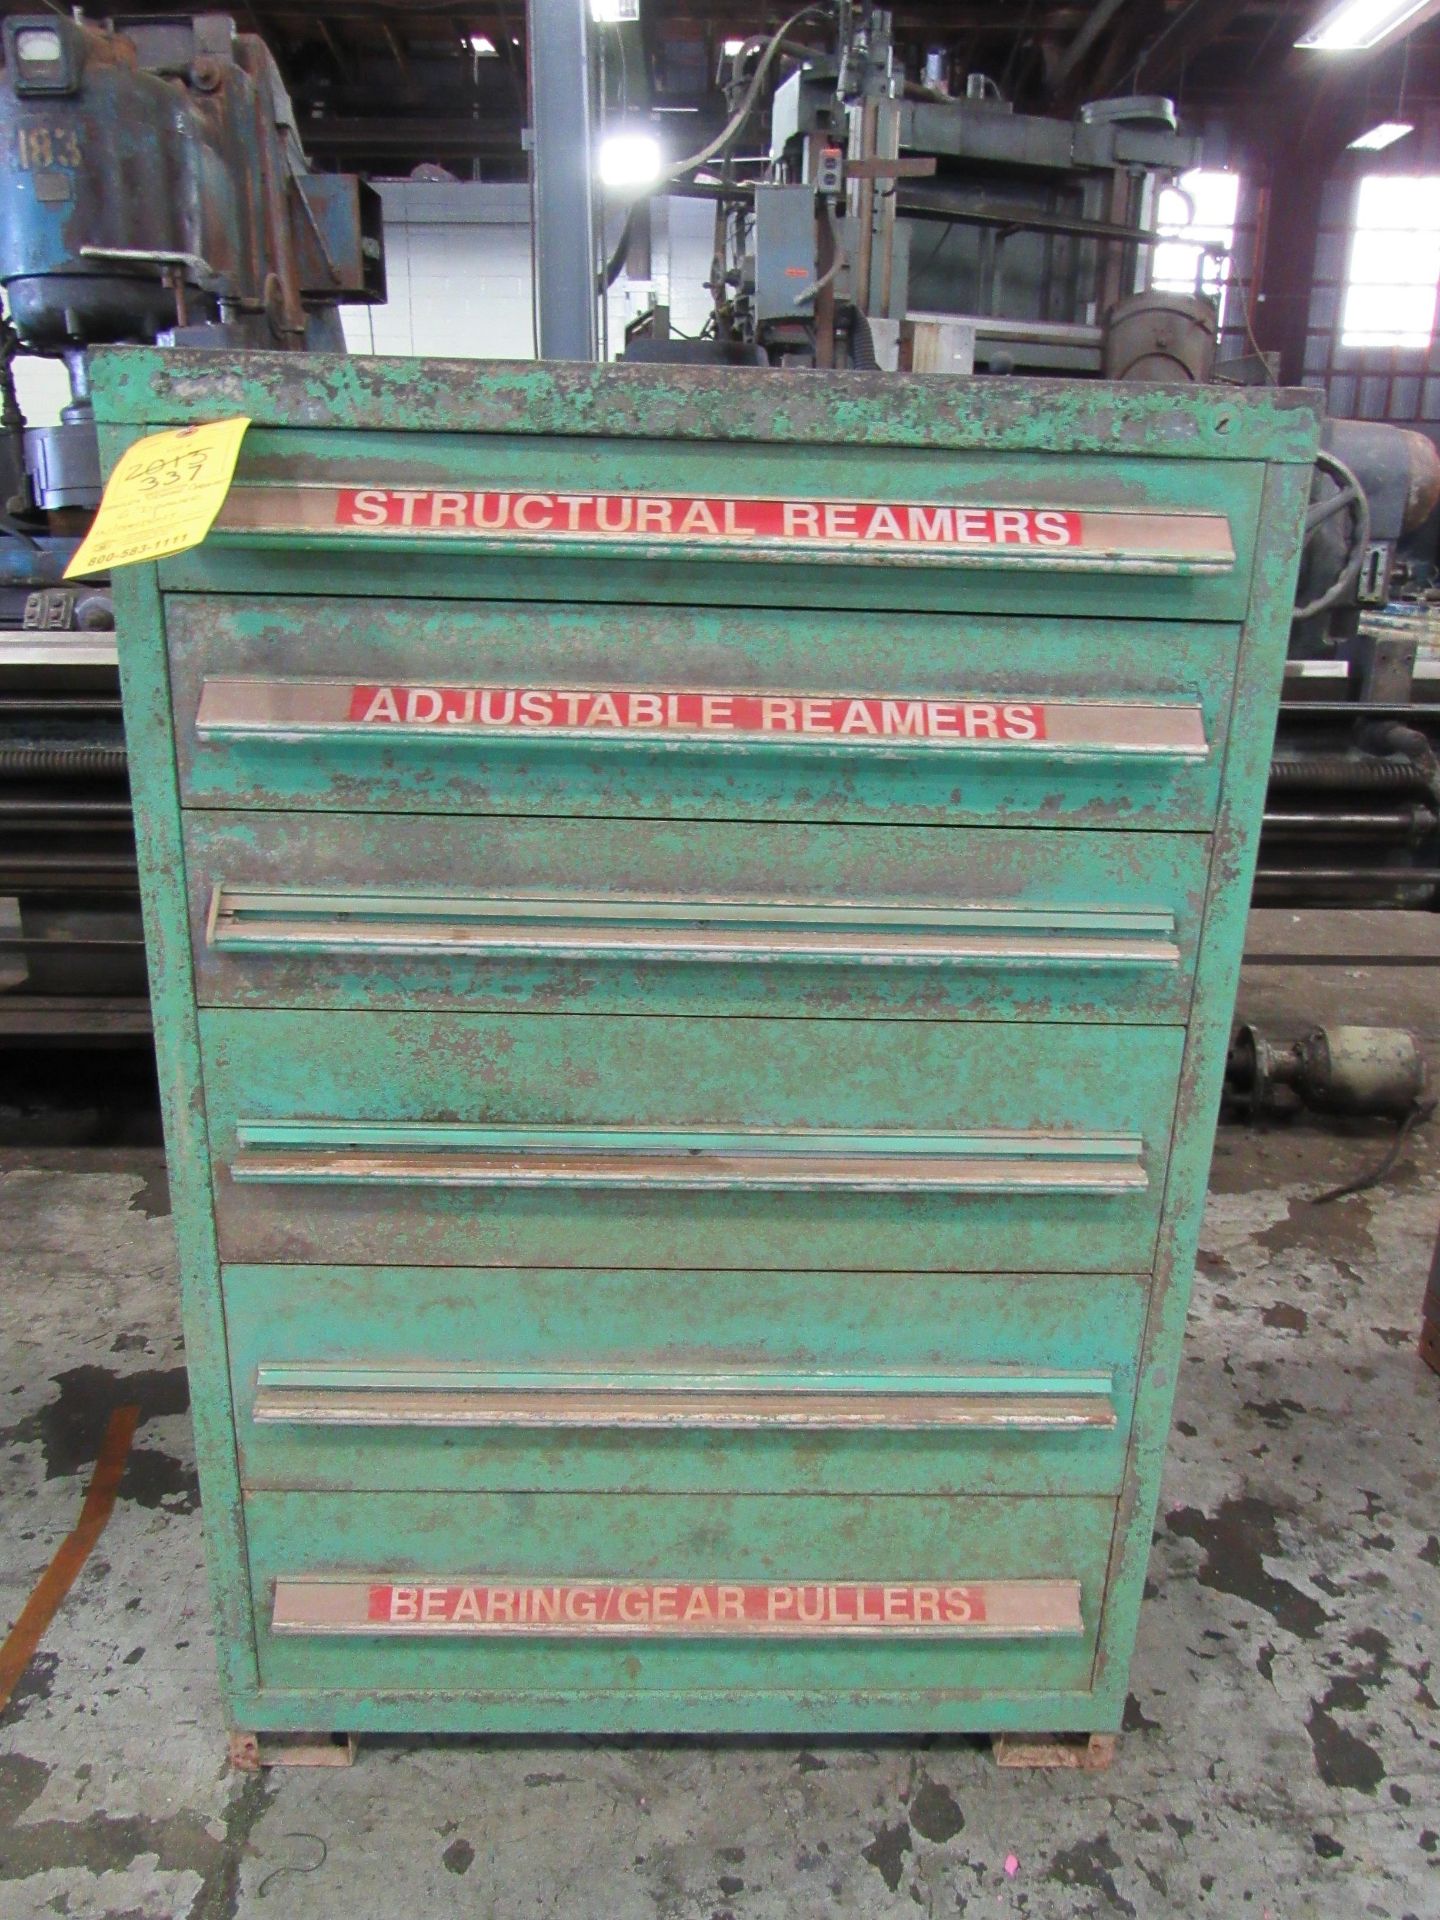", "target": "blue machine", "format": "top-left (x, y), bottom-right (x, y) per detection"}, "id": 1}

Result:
top-left (0, 10), bottom-right (383, 1027)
